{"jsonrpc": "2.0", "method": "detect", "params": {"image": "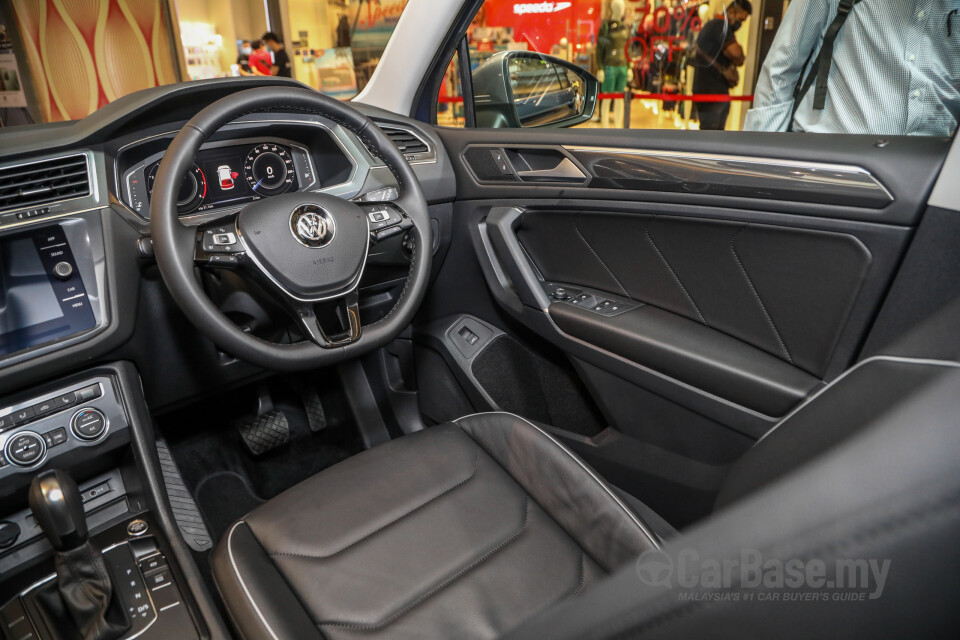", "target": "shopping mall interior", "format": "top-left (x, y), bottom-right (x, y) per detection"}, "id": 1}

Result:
top-left (3, 0), bottom-right (780, 131)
